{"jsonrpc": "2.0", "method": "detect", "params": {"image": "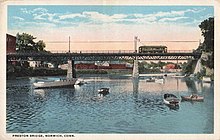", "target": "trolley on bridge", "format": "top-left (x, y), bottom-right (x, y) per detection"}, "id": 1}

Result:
top-left (139, 45), bottom-right (167, 53)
